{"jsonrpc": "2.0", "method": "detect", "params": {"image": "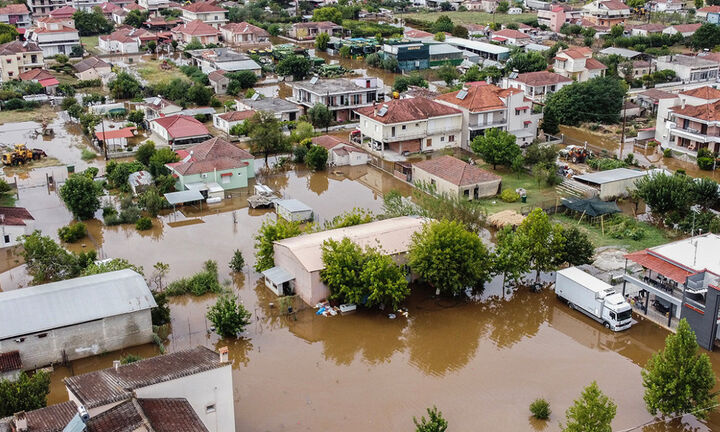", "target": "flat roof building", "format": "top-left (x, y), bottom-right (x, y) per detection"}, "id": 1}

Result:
top-left (573, 168), bottom-right (648, 200)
